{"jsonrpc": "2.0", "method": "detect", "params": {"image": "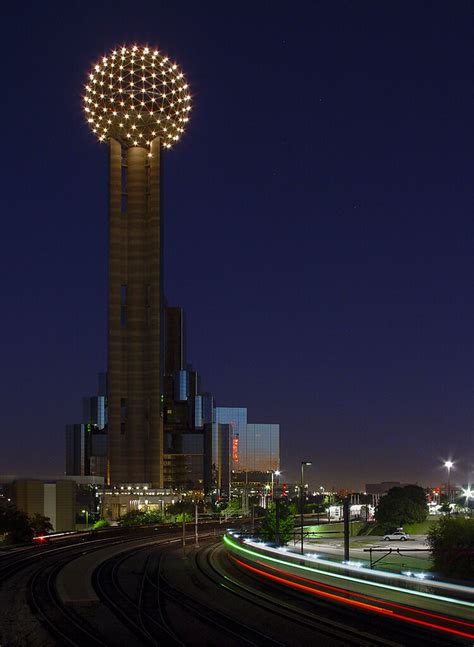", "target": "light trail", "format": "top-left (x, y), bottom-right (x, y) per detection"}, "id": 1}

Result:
top-left (223, 535), bottom-right (474, 609)
top-left (232, 557), bottom-right (474, 640)
top-left (230, 554), bottom-right (474, 630)
top-left (236, 534), bottom-right (473, 597)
